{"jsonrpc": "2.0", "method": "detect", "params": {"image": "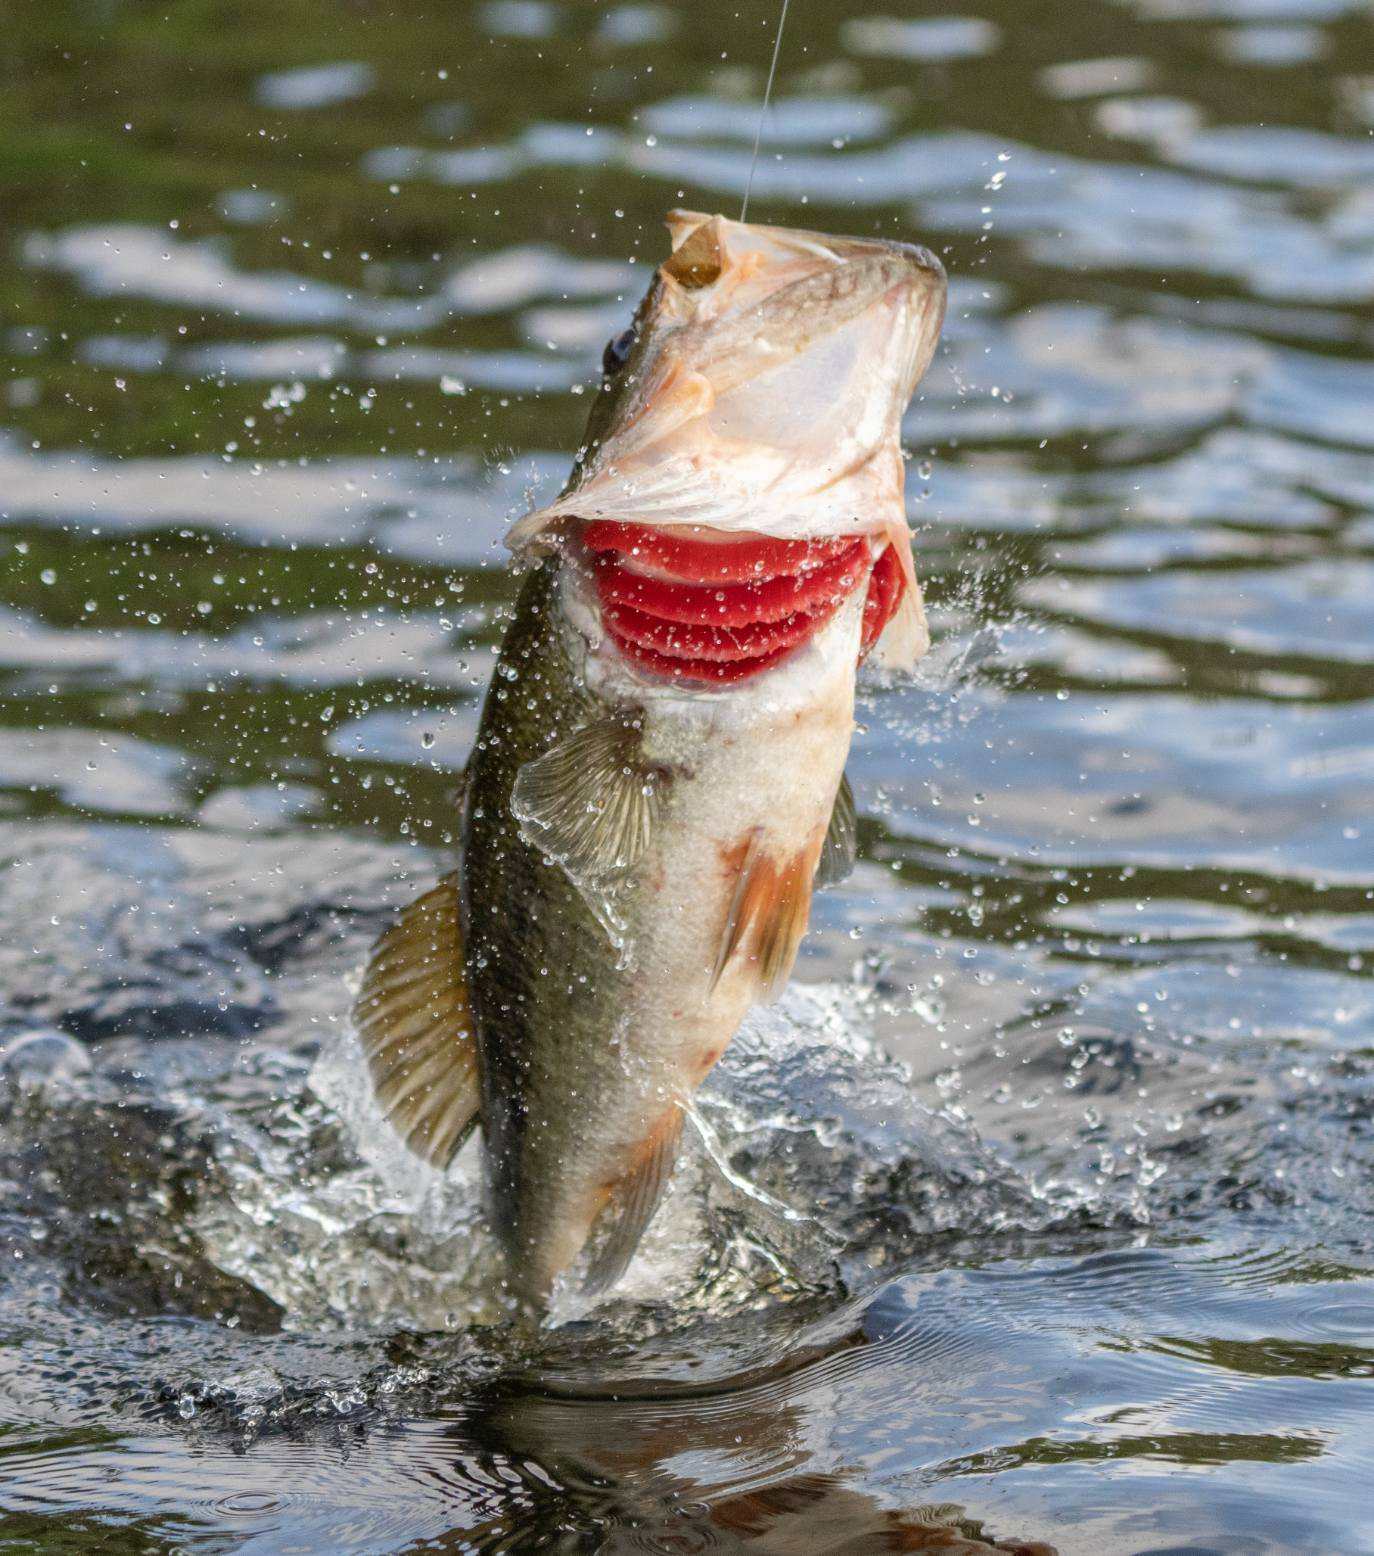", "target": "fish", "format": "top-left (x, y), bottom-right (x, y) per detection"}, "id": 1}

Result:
top-left (354, 210), bottom-right (947, 1311)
